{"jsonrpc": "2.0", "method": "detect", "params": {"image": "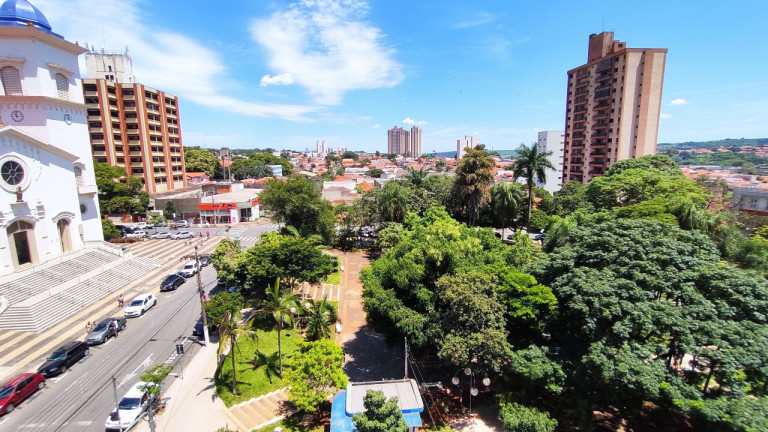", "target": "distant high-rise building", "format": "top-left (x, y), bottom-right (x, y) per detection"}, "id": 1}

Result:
top-left (83, 50), bottom-right (186, 193)
top-left (316, 139), bottom-right (326, 155)
top-left (410, 126), bottom-right (422, 158)
top-left (456, 135), bottom-right (479, 160)
top-left (387, 126), bottom-right (409, 156)
top-left (536, 131), bottom-right (565, 193)
top-left (387, 125), bottom-right (421, 158)
top-left (563, 31), bottom-right (667, 183)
